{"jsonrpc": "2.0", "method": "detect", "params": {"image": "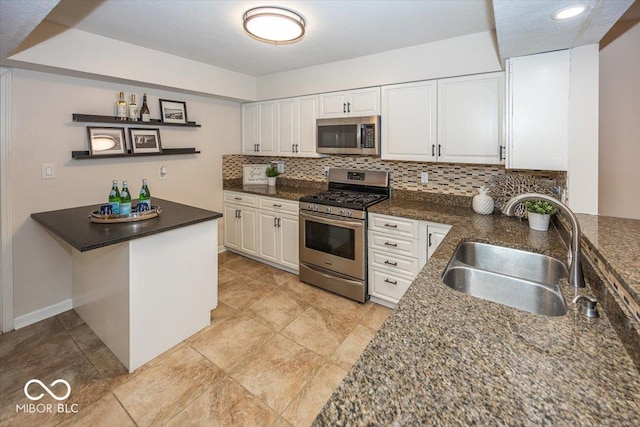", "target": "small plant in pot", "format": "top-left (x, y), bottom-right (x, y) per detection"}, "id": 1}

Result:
top-left (526, 200), bottom-right (558, 231)
top-left (265, 166), bottom-right (279, 186)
